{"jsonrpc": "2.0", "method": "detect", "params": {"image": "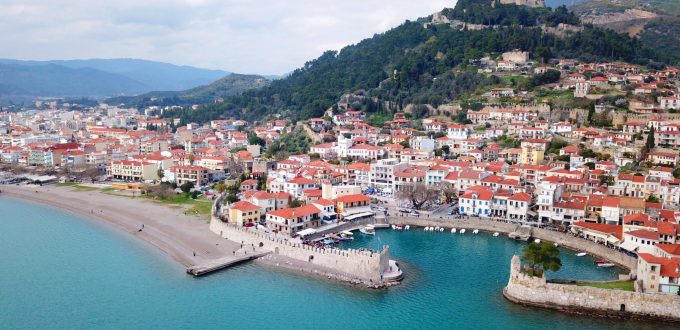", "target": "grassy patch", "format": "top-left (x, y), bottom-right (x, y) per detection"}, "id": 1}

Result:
top-left (574, 280), bottom-right (635, 292)
top-left (54, 182), bottom-right (99, 192)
